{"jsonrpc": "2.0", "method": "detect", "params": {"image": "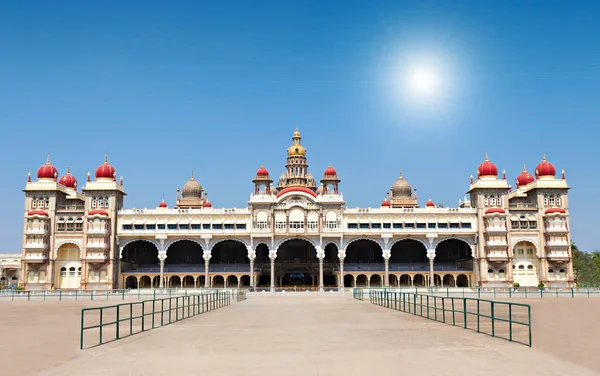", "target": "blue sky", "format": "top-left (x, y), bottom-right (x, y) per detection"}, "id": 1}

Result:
top-left (1, 1), bottom-right (599, 252)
